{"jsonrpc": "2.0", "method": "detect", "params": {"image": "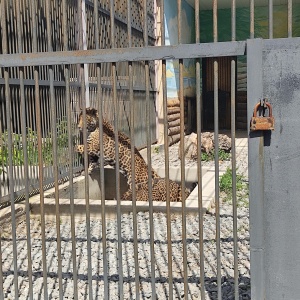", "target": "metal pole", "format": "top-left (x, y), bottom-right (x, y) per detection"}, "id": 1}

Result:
top-left (110, 0), bottom-right (124, 297)
top-left (62, 0), bottom-right (79, 297)
top-left (177, 0), bottom-right (188, 298)
top-left (213, 2), bottom-right (221, 298)
top-left (160, 0), bottom-right (174, 297)
top-left (195, 0), bottom-right (205, 298)
top-left (30, 0), bottom-right (48, 298)
top-left (231, 1), bottom-right (239, 299)
top-left (0, 7), bottom-right (20, 300)
top-left (288, 0), bottom-right (293, 38)
top-left (78, 1), bottom-right (93, 296)
top-left (127, 0), bottom-right (140, 298)
top-left (45, 2), bottom-right (63, 298)
top-left (269, 0), bottom-right (273, 39)
top-left (16, 0), bottom-right (33, 298)
top-left (250, 0), bottom-right (255, 39)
